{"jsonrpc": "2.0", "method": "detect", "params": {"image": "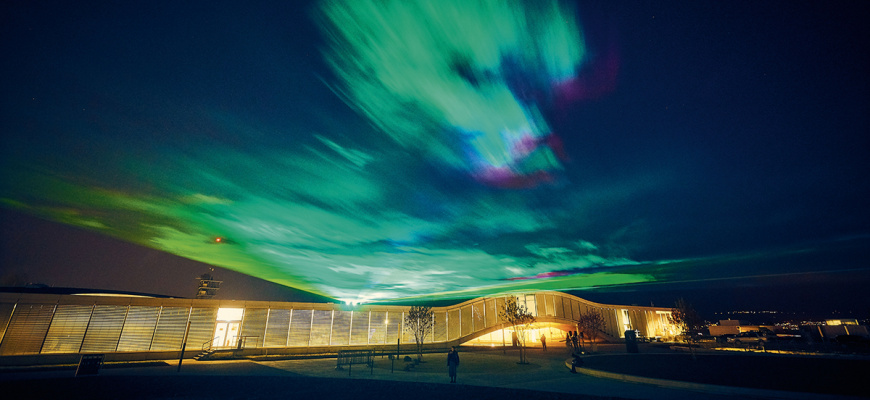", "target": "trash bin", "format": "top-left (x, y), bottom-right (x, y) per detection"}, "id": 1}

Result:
top-left (624, 330), bottom-right (639, 353)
